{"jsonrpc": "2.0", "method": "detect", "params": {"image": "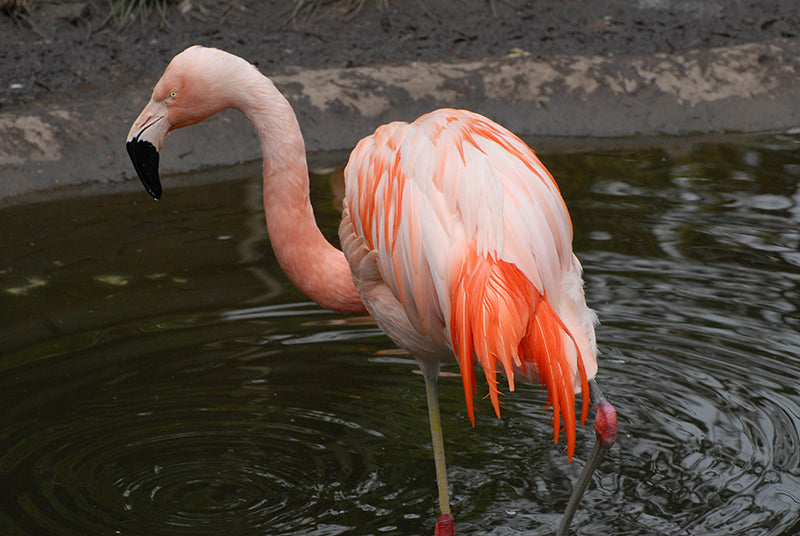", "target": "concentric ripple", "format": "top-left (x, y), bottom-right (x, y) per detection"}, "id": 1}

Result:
top-left (0, 305), bottom-right (414, 536)
top-left (575, 252), bottom-right (800, 535)
top-left (554, 136), bottom-right (800, 535)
